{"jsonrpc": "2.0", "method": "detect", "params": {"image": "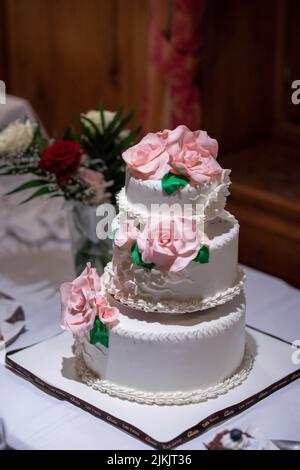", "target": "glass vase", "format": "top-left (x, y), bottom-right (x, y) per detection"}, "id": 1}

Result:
top-left (66, 201), bottom-right (113, 276)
